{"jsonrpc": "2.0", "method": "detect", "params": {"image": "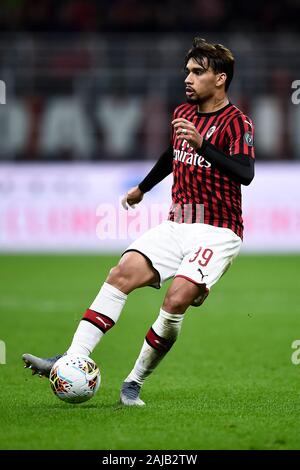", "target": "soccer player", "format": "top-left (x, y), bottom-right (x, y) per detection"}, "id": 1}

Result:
top-left (23, 37), bottom-right (255, 406)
